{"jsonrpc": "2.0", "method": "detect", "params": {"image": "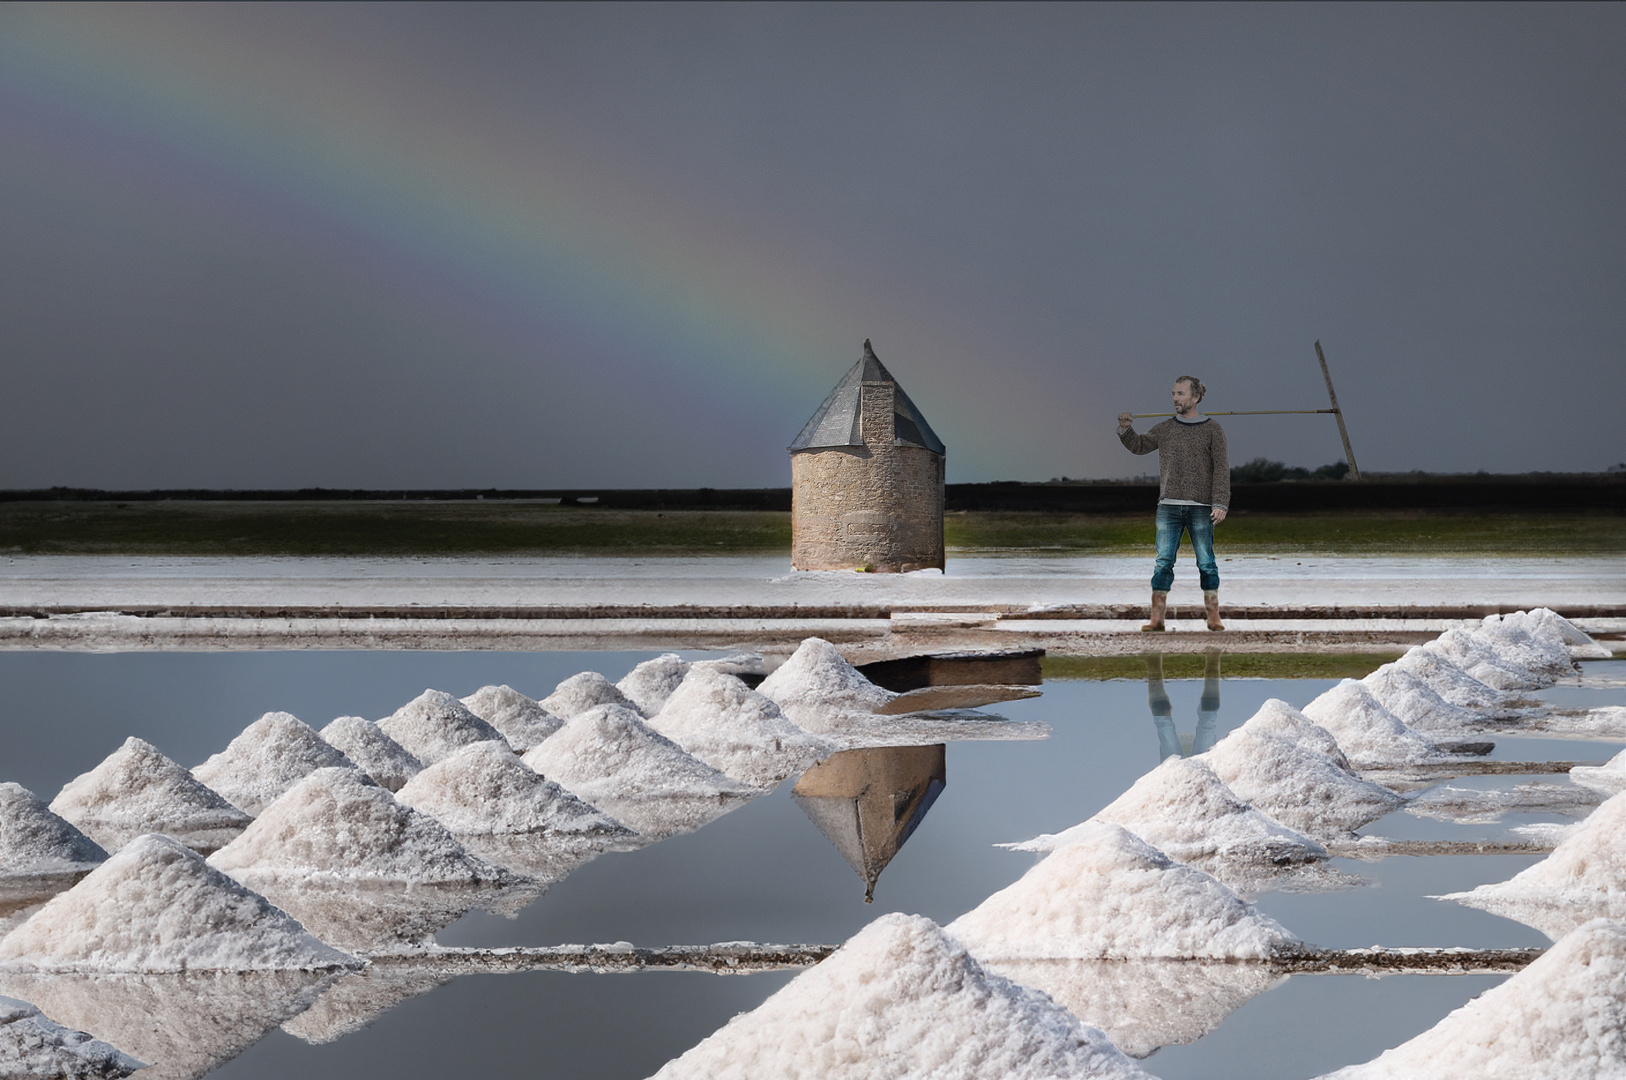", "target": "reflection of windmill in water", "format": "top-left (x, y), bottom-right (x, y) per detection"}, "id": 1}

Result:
top-left (792, 745), bottom-right (946, 903)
